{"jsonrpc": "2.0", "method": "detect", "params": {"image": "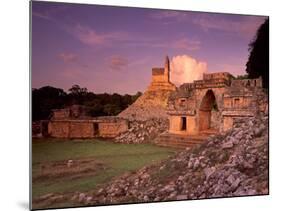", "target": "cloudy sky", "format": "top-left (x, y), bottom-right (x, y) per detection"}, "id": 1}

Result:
top-left (32, 1), bottom-right (266, 94)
